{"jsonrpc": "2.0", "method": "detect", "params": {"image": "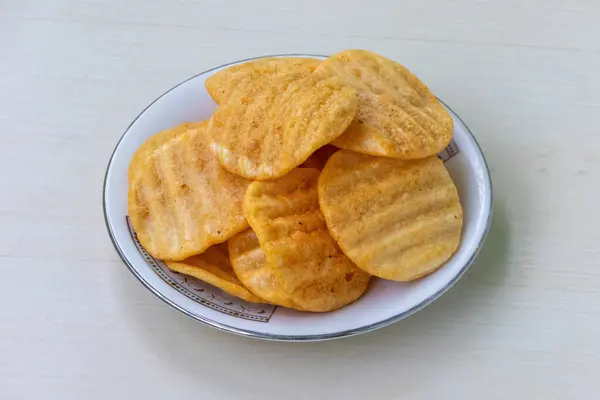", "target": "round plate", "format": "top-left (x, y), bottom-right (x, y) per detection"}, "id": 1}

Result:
top-left (103, 54), bottom-right (493, 341)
